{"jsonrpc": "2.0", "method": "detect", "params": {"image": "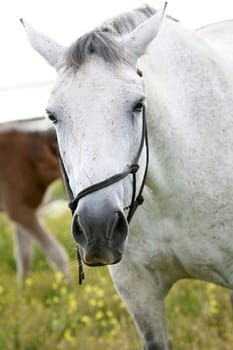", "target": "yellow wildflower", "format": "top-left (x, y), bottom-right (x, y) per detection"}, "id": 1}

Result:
top-left (64, 329), bottom-right (75, 343)
top-left (60, 286), bottom-right (67, 295)
top-left (107, 310), bottom-right (113, 318)
top-left (89, 298), bottom-right (97, 307)
top-left (68, 298), bottom-right (78, 314)
top-left (52, 283), bottom-right (58, 290)
top-left (25, 277), bottom-right (33, 287)
top-left (97, 300), bottom-right (104, 308)
top-left (95, 310), bottom-right (104, 320)
top-left (209, 298), bottom-right (218, 315)
top-left (96, 288), bottom-right (105, 298)
top-left (81, 315), bottom-right (91, 325)
top-left (53, 296), bottom-right (59, 304)
top-left (55, 271), bottom-right (63, 284)
top-left (84, 285), bottom-right (93, 293)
